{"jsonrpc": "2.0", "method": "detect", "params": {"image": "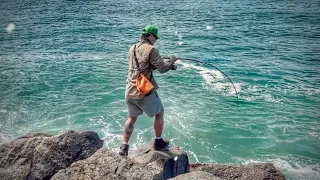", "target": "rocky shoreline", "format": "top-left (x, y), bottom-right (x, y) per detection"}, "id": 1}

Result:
top-left (0, 130), bottom-right (286, 180)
